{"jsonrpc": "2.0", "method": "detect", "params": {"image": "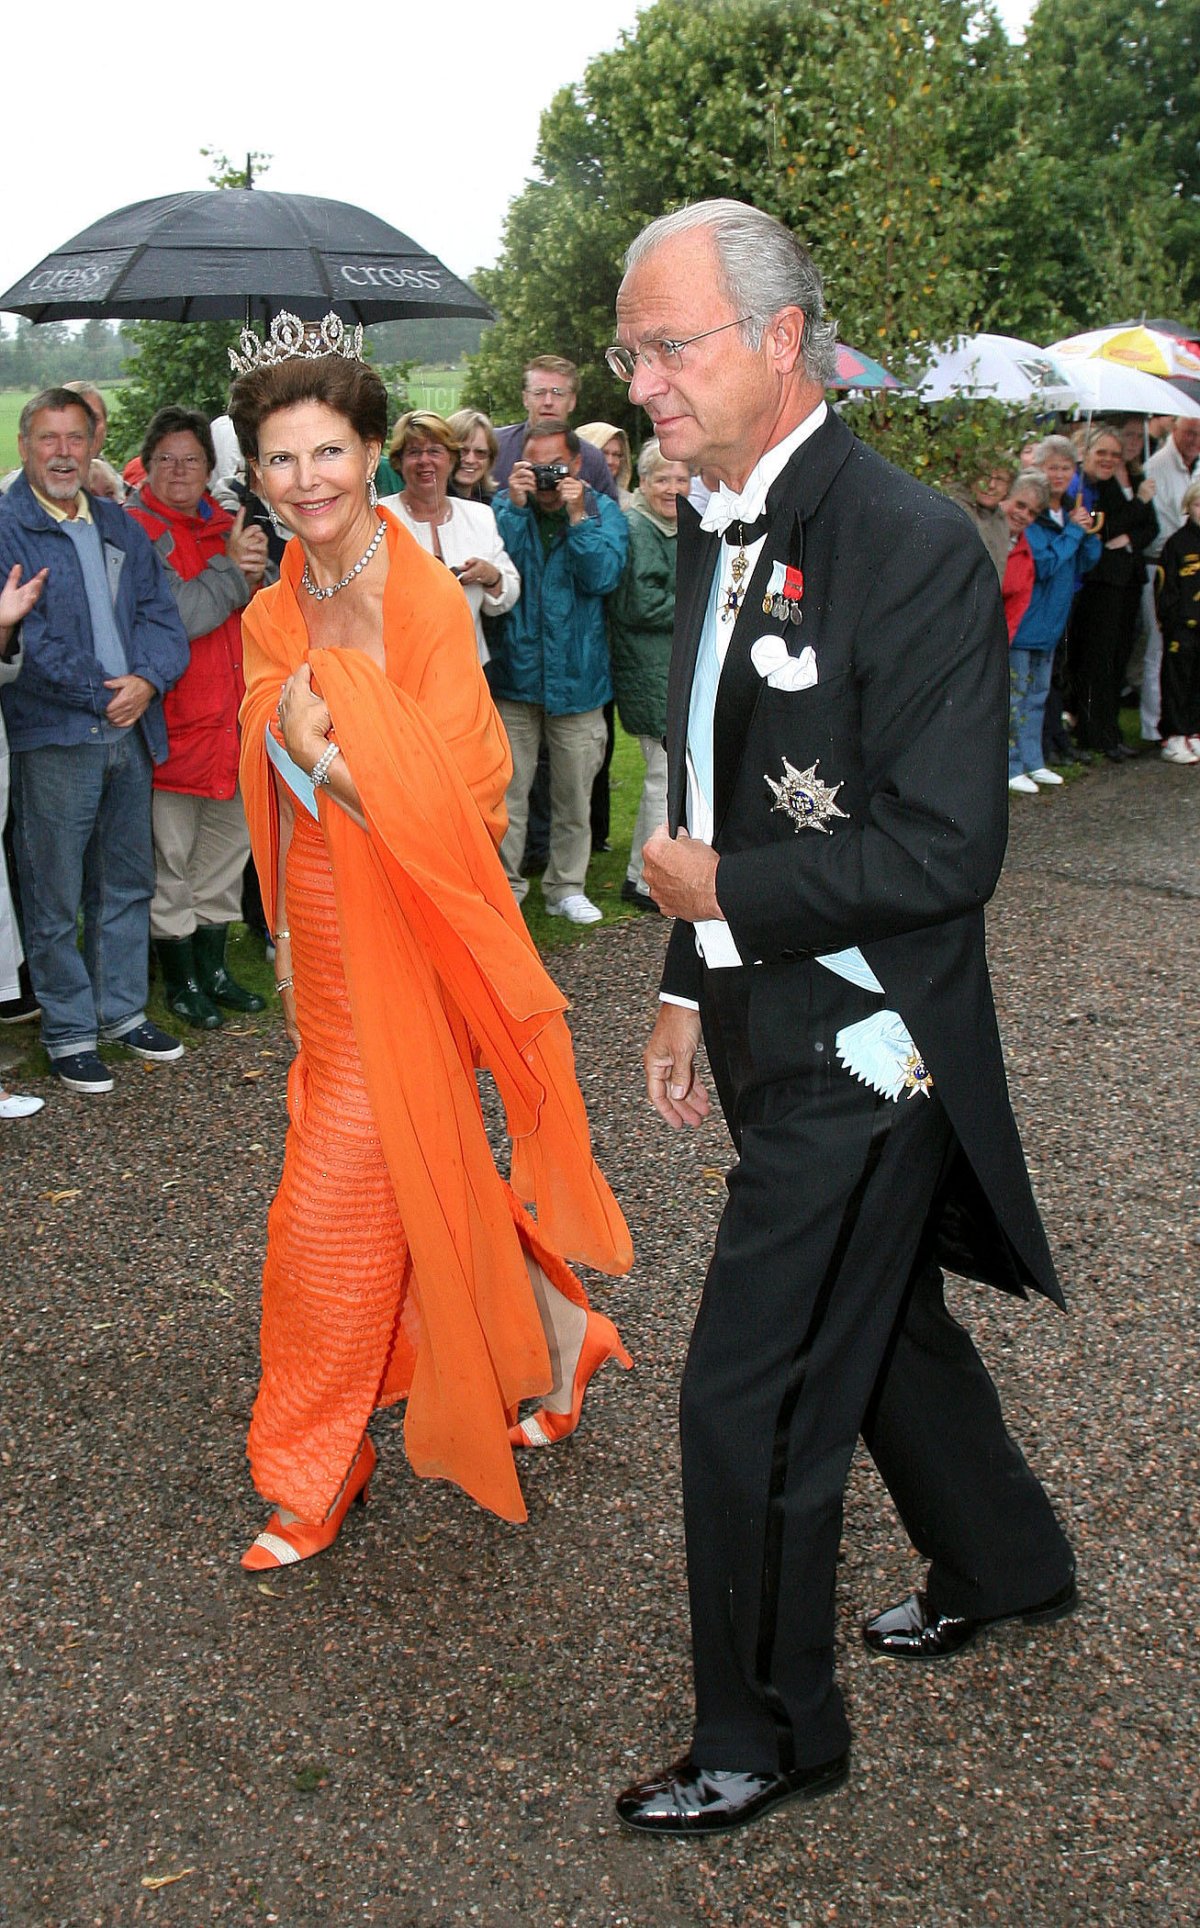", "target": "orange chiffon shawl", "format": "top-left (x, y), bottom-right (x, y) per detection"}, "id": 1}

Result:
top-left (240, 515), bottom-right (631, 1521)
